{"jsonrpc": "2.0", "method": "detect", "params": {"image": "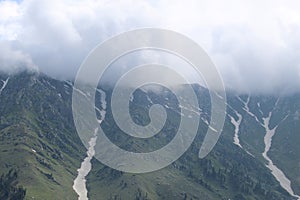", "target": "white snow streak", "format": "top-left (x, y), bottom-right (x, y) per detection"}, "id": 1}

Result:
top-left (262, 103), bottom-right (300, 199)
top-left (229, 112), bottom-right (242, 148)
top-left (72, 128), bottom-right (98, 200)
top-left (238, 96), bottom-right (262, 125)
top-left (73, 88), bottom-right (106, 200)
top-left (0, 77), bottom-right (9, 95)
